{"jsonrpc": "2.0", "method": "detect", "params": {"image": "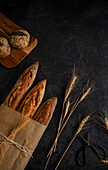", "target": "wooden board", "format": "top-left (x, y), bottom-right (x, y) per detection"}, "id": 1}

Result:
top-left (0, 12), bottom-right (38, 68)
